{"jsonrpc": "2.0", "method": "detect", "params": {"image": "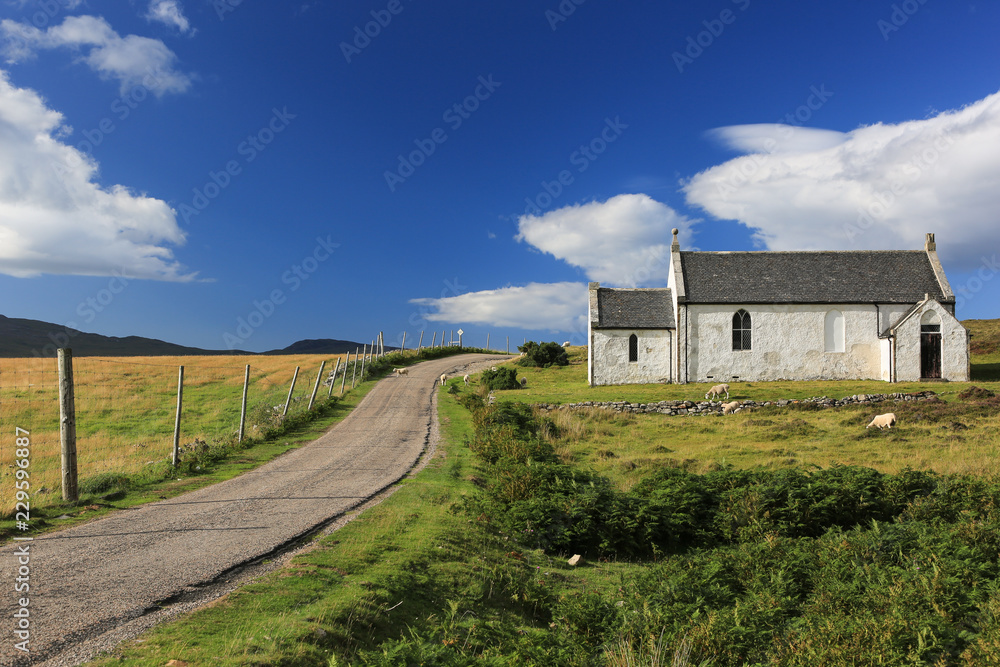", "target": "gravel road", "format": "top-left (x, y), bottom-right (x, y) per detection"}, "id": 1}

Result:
top-left (0, 353), bottom-right (506, 667)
